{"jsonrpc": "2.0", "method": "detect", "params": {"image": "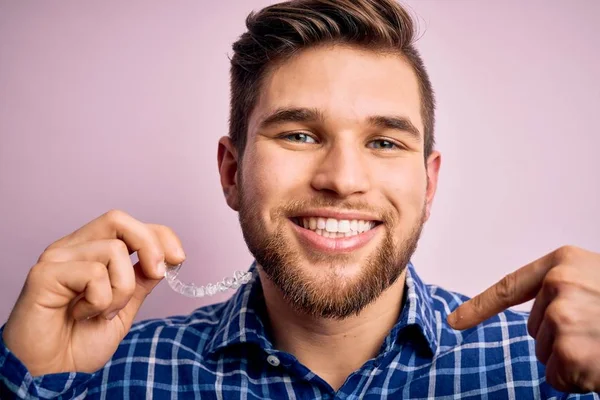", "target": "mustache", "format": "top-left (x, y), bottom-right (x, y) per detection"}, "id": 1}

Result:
top-left (274, 198), bottom-right (394, 223)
